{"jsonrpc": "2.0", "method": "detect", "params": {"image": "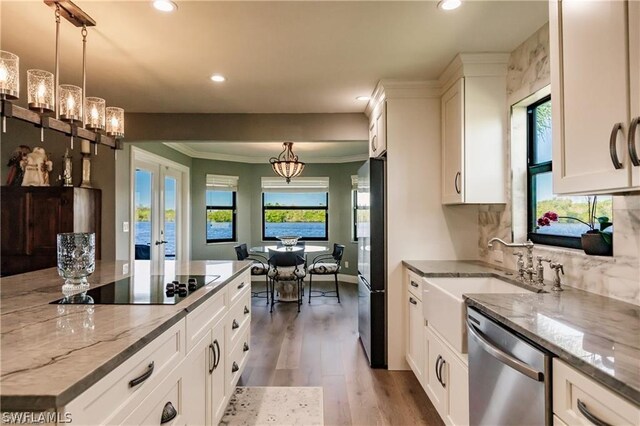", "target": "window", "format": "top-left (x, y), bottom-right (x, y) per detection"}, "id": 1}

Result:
top-left (261, 177), bottom-right (329, 241)
top-left (206, 175), bottom-right (238, 243)
top-left (527, 96), bottom-right (612, 249)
